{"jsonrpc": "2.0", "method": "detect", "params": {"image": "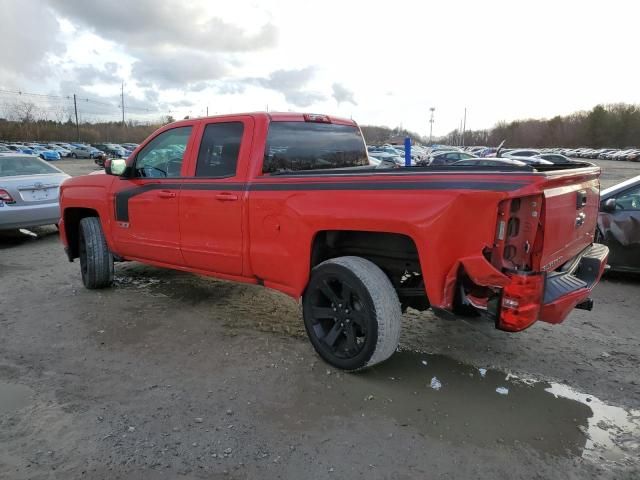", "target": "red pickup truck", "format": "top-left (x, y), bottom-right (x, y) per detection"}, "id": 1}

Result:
top-left (59, 112), bottom-right (608, 370)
